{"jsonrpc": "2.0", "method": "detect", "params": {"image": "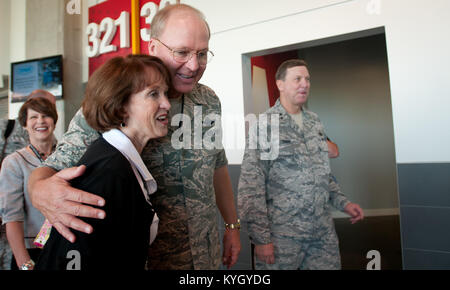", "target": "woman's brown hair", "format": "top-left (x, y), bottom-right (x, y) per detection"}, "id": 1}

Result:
top-left (82, 54), bottom-right (172, 132)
